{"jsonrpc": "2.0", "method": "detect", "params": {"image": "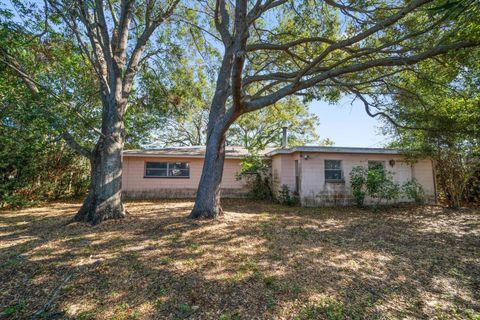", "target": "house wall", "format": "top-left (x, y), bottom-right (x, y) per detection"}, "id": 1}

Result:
top-left (122, 156), bottom-right (248, 199)
top-left (271, 153), bottom-right (296, 194)
top-left (272, 152), bottom-right (436, 206)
